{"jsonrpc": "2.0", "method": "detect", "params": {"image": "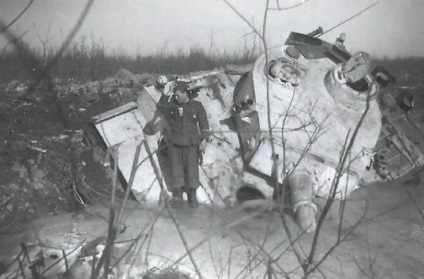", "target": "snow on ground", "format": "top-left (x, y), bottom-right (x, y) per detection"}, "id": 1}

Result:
top-left (0, 170), bottom-right (423, 278)
top-left (1, 64), bottom-right (424, 278)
